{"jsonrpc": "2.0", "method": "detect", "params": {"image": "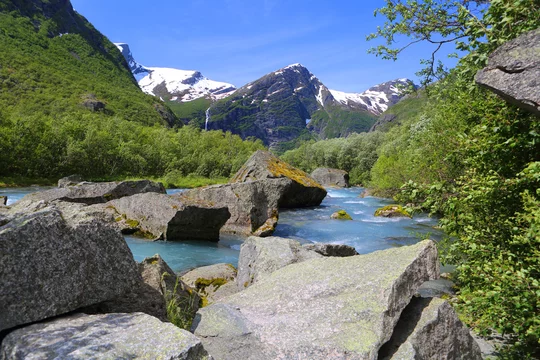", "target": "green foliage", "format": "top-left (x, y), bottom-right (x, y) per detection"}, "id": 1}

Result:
top-left (166, 97), bottom-right (211, 127)
top-left (0, 4), bottom-right (265, 182)
top-left (369, 0), bottom-right (540, 355)
top-left (163, 274), bottom-right (199, 330)
top-left (281, 131), bottom-right (384, 185)
top-left (308, 106), bottom-right (377, 139)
